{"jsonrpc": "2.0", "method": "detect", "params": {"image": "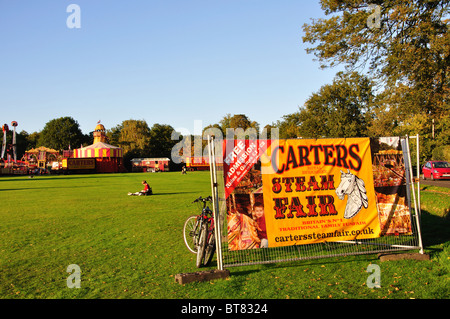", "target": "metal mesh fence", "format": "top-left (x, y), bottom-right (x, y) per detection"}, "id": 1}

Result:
top-left (210, 135), bottom-right (423, 269)
top-left (219, 215), bottom-right (421, 268)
